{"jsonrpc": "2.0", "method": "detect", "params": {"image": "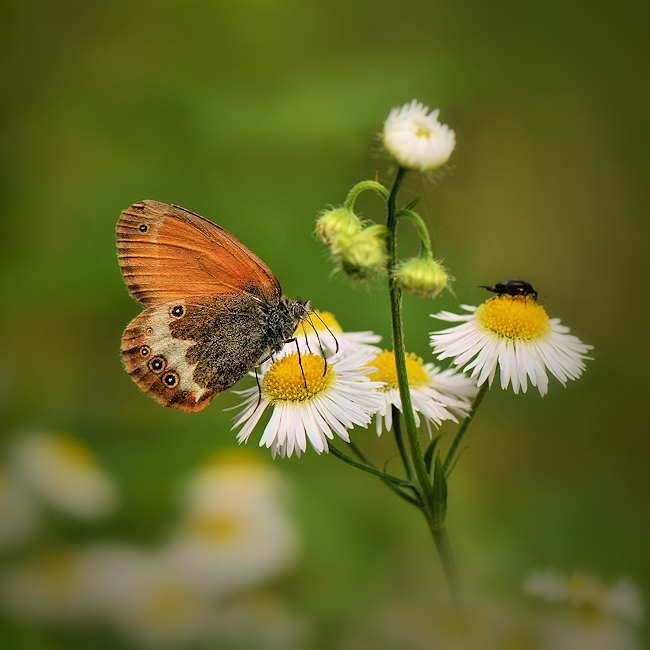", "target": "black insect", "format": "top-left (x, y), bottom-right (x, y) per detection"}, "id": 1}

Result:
top-left (479, 279), bottom-right (538, 302)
